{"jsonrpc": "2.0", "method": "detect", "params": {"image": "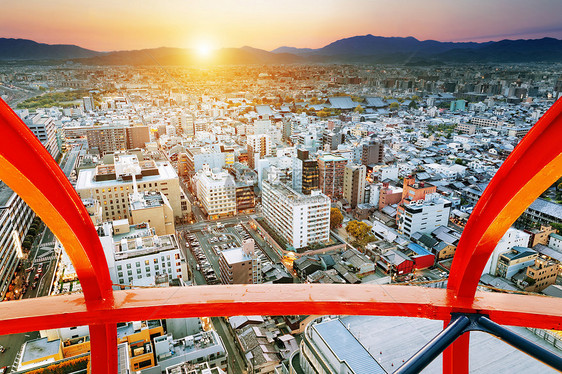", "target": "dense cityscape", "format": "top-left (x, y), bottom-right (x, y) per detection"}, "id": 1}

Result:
top-left (0, 58), bottom-right (561, 373)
